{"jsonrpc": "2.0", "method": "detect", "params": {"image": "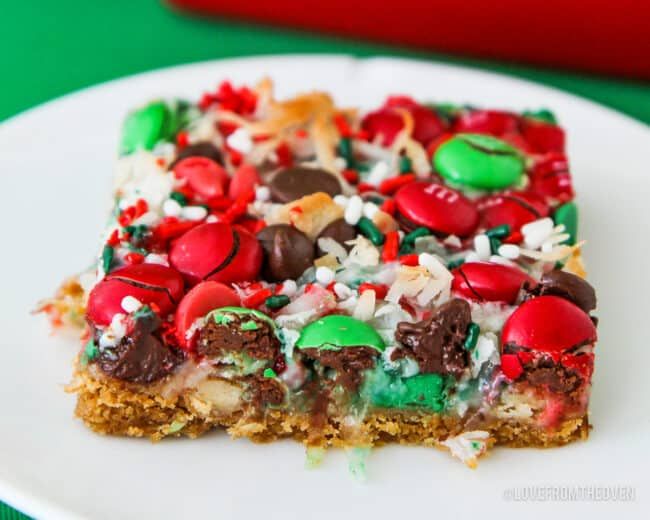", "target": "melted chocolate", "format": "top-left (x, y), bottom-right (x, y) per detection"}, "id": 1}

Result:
top-left (520, 269), bottom-right (596, 313)
top-left (198, 314), bottom-right (280, 361)
top-left (268, 167), bottom-right (342, 203)
top-left (316, 218), bottom-right (357, 254)
top-left (300, 346), bottom-right (378, 391)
